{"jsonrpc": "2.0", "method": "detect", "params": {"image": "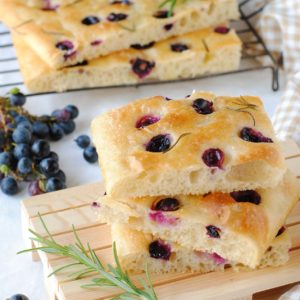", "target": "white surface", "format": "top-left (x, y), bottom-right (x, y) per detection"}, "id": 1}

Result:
top-left (0, 69), bottom-right (285, 300)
